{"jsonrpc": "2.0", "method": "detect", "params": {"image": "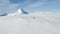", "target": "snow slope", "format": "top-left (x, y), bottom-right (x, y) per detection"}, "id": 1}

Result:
top-left (0, 12), bottom-right (60, 34)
